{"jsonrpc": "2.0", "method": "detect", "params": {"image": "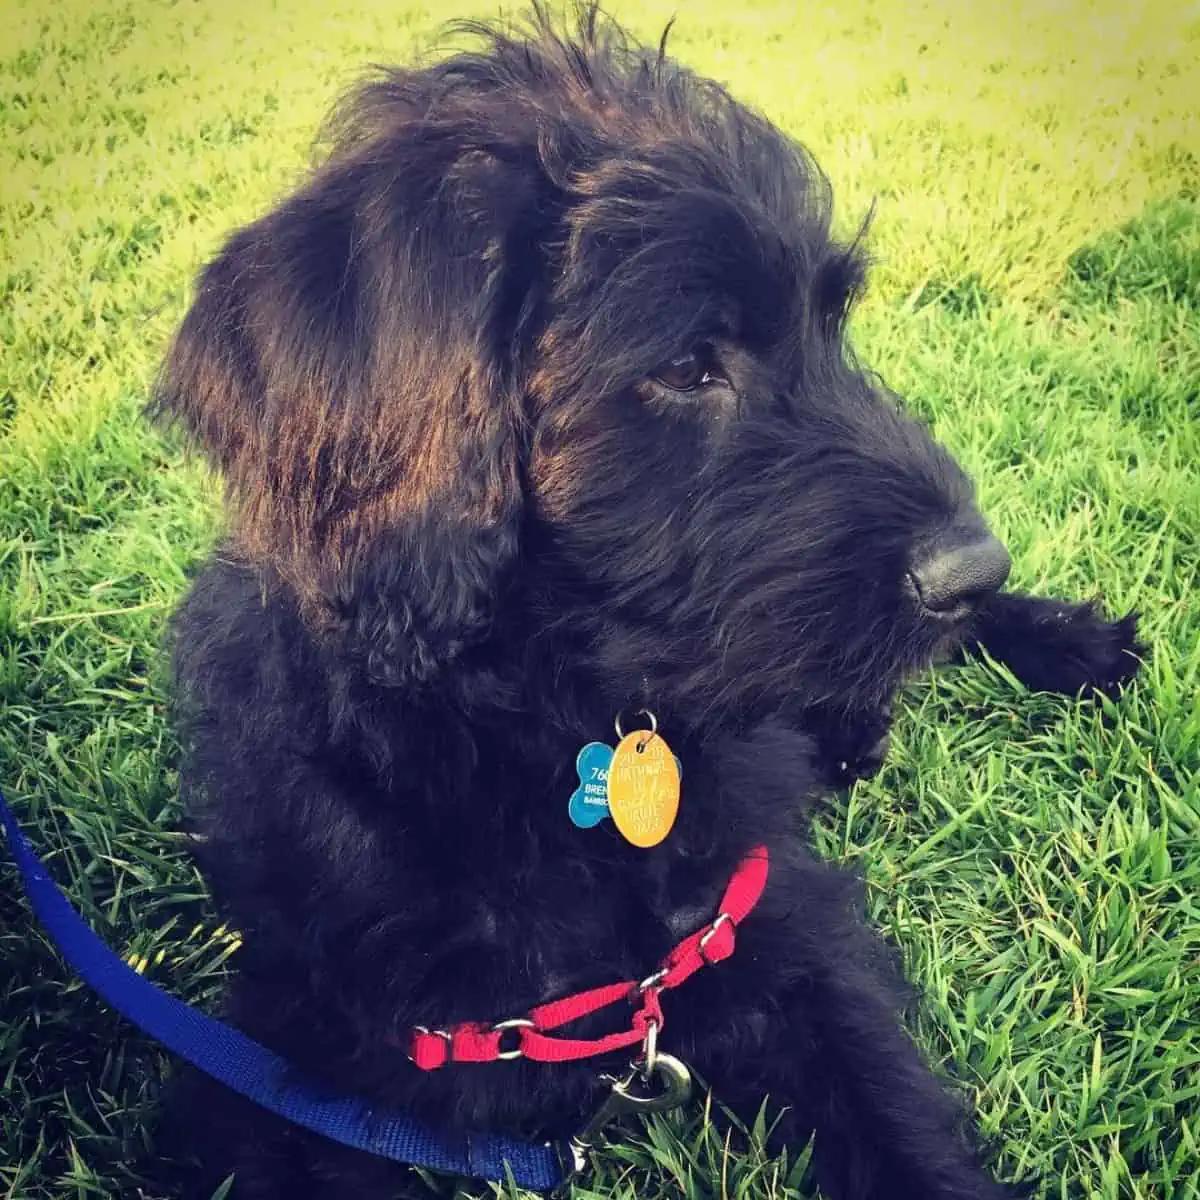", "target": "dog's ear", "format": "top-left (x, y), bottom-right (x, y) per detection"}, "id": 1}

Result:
top-left (153, 71), bottom-right (552, 687)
